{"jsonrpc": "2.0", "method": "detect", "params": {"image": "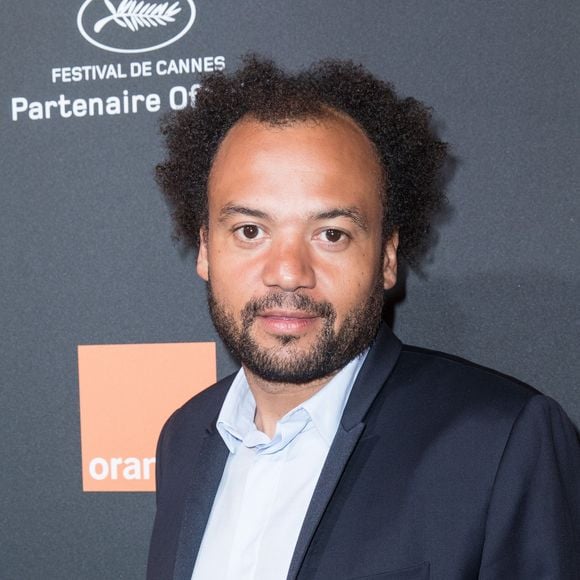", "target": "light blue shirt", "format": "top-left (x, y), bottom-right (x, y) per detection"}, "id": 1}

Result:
top-left (191, 349), bottom-right (368, 580)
